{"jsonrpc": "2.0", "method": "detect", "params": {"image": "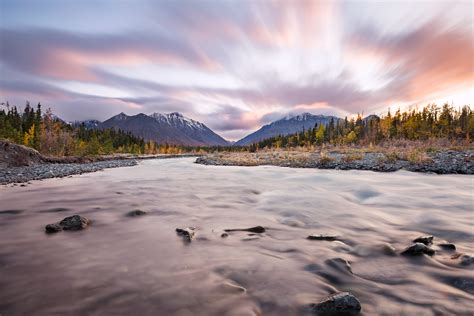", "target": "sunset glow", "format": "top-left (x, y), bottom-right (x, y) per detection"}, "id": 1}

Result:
top-left (1, 0), bottom-right (473, 140)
